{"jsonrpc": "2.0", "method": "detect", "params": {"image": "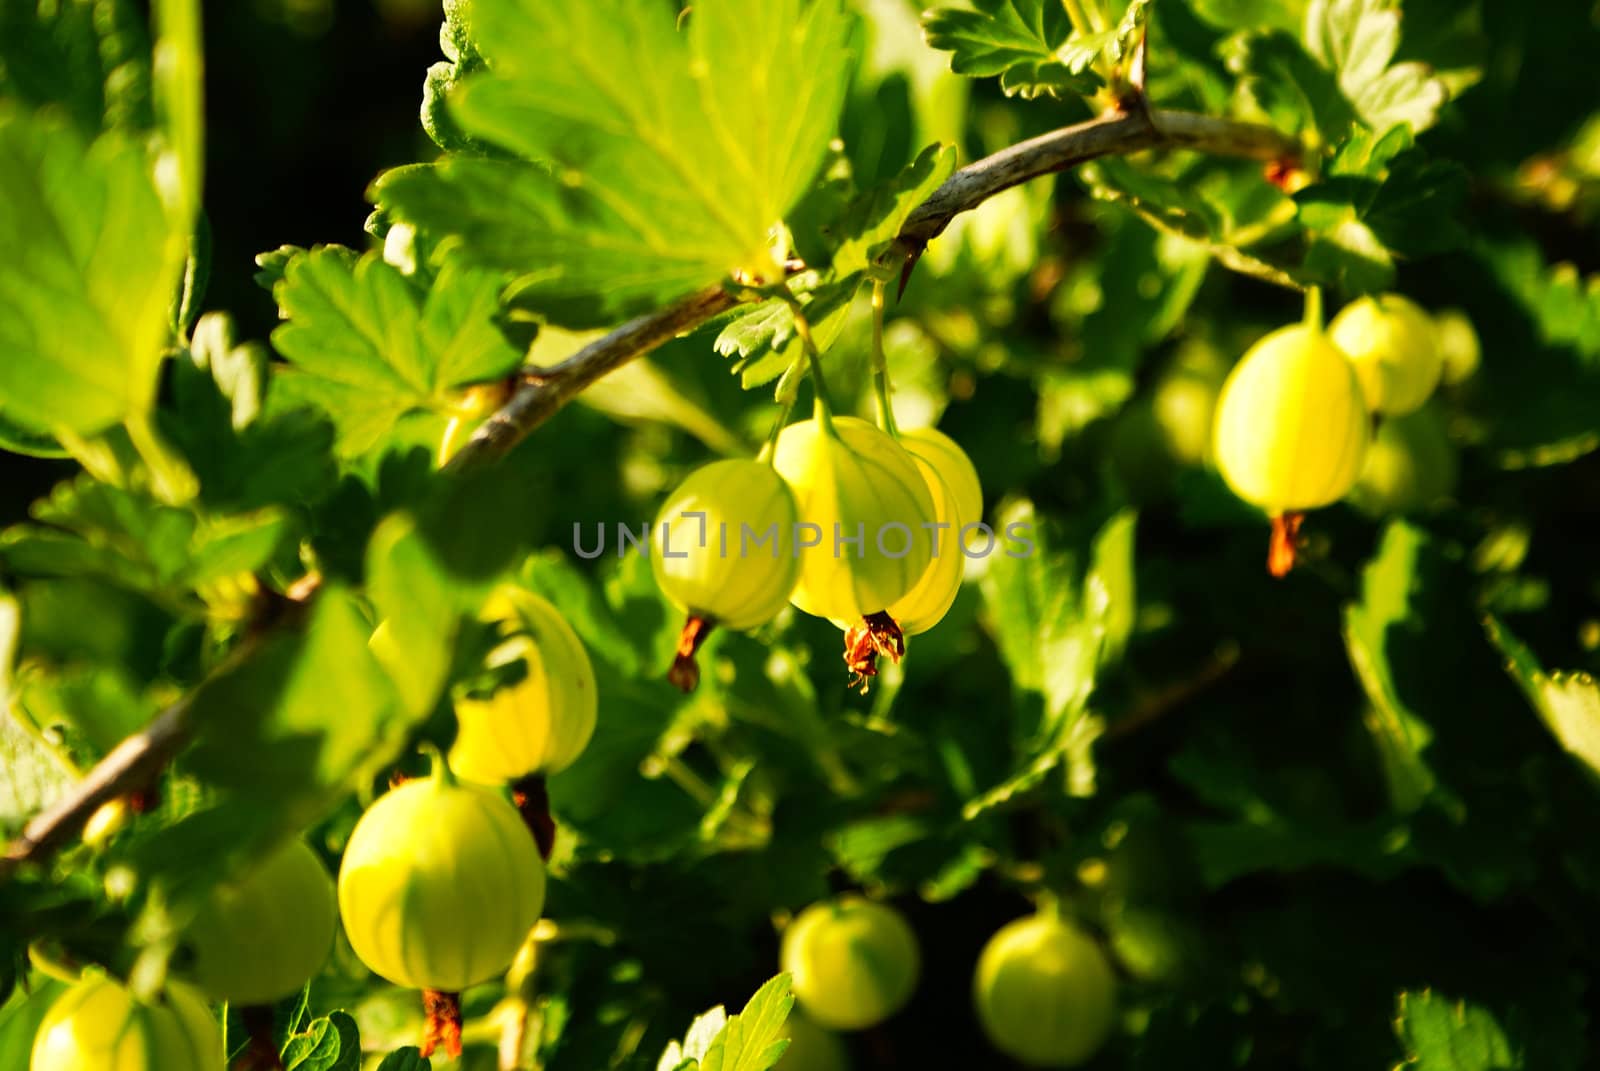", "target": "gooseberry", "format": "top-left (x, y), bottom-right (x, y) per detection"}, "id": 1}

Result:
top-left (780, 895), bottom-right (921, 1032)
top-left (973, 910), bottom-right (1118, 1068)
top-left (338, 749), bottom-right (545, 1055)
top-left (448, 586), bottom-right (597, 785)
top-left (181, 839), bottom-right (337, 1006)
top-left (31, 975), bottom-right (222, 1071)
top-left (1347, 403), bottom-right (1458, 517)
top-left (774, 415), bottom-right (937, 687)
top-left (773, 416), bottom-right (937, 624)
top-left (1432, 307), bottom-right (1481, 386)
top-left (1212, 313), bottom-right (1369, 575)
top-left (81, 798), bottom-right (130, 849)
top-left (1328, 293), bottom-right (1442, 416)
top-left (651, 458), bottom-right (800, 690)
top-left (884, 427), bottom-right (983, 637)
